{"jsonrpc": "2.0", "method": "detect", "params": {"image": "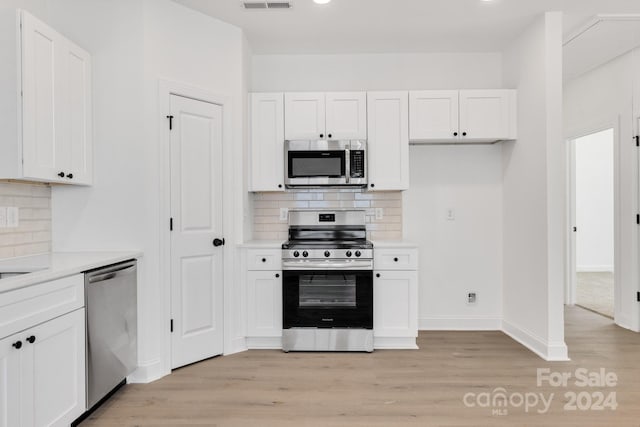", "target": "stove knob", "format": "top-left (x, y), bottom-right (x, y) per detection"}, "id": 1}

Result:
top-left (302, 251), bottom-right (309, 258)
top-left (346, 251), bottom-right (352, 257)
top-left (324, 251), bottom-right (331, 258)
top-left (355, 250), bottom-right (362, 257)
top-left (293, 251), bottom-right (300, 258)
